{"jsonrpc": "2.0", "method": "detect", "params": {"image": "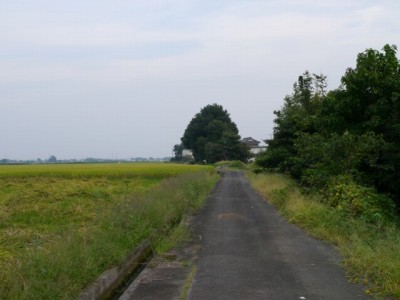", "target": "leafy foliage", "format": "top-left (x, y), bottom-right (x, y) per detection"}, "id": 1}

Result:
top-left (181, 104), bottom-right (249, 163)
top-left (325, 175), bottom-right (396, 225)
top-left (172, 143), bottom-right (184, 161)
top-left (258, 71), bottom-right (327, 176)
top-left (256, 44), bottom-right (400, 216)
